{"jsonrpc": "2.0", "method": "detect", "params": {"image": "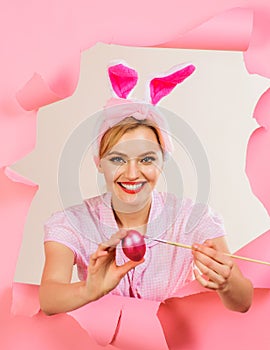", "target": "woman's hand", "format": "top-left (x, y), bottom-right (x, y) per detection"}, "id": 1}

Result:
top-left (39, 230), bottom-right (144, 315)
top-left (192, 239), bottom-right (233, 291)
top-left (85, 229), bottom-right (144, 301)
top-left (192, 237), bottom-right (253, 312)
